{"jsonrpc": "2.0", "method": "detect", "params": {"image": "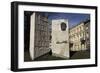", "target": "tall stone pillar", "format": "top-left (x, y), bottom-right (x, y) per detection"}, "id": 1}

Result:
top-left (29, 12), bottom-right (50, 60)
top-left (51, 19), bottom-right (69, 58)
